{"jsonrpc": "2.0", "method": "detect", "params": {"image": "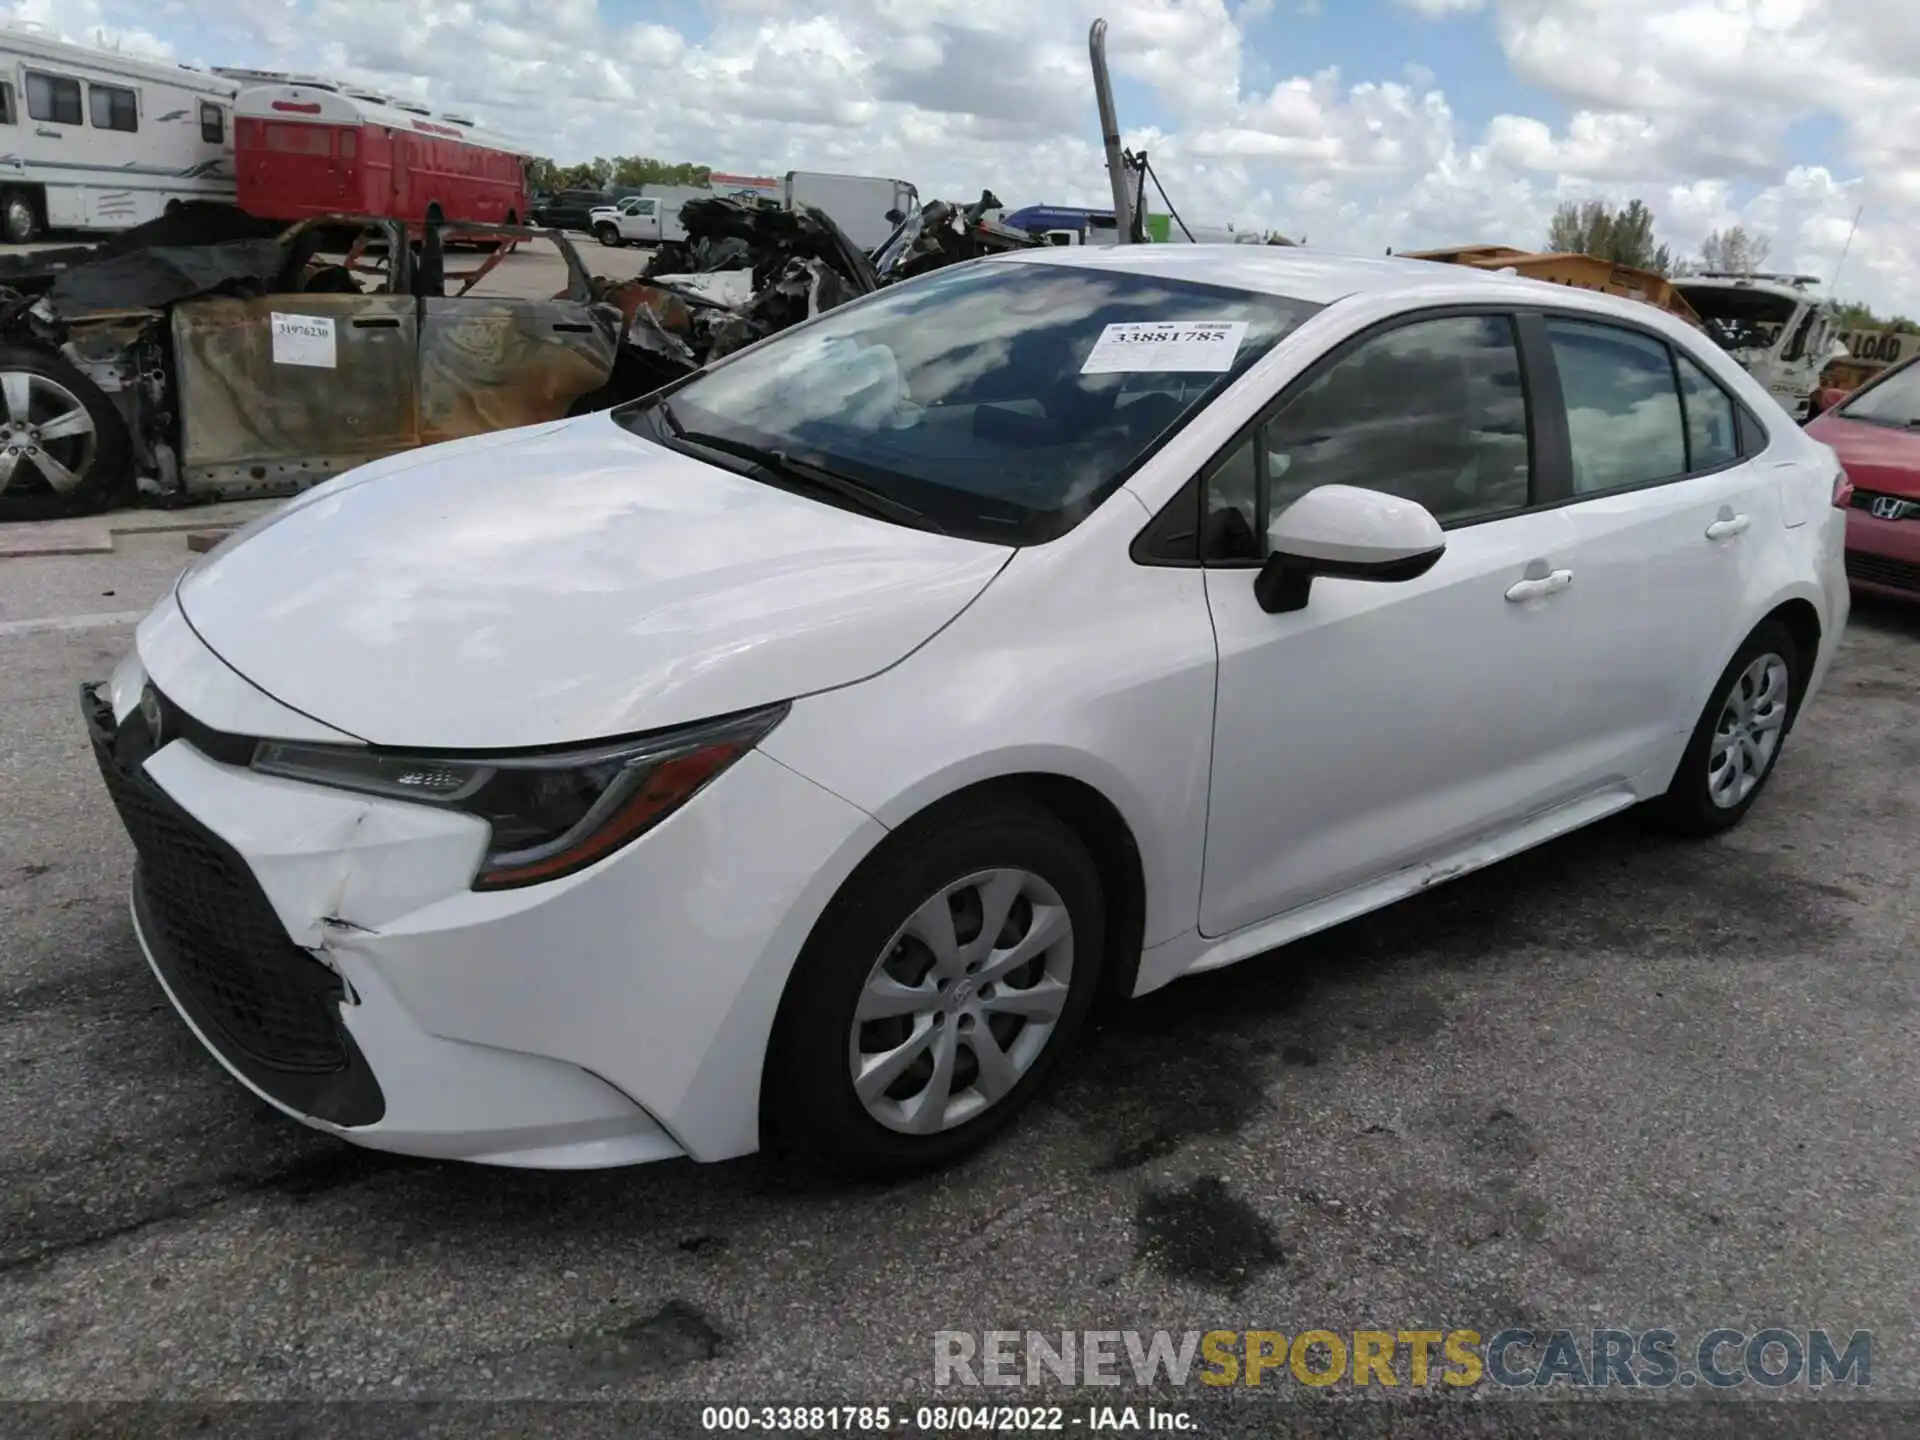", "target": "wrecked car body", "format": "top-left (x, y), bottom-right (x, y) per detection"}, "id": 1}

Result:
top-left (594, 195), bottom-right (880, 394)
top-left (0, 207), bottom-right (621, 518)
top-left (870, 191), bottom-right (1040, 283)
top-left (1672, 273), bottom-right (1848, 423)
top-left (594, 192), bottom-right (1040, 393)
